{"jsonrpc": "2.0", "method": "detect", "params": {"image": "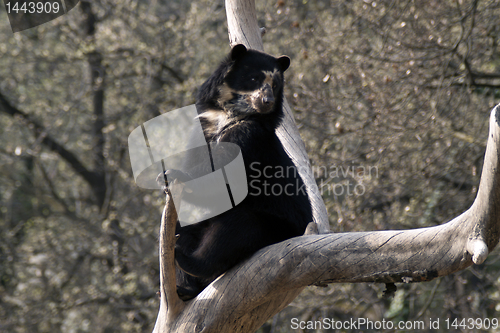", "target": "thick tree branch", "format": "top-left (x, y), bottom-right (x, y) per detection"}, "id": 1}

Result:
top-left (152, 0), bottom-right (500, 331)
top-left (226, 0), bottom-right (263, 50)
top-left (0, 92), bottom-right (99, 188)
top-left (154, 105), bottom-right (500, 333)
